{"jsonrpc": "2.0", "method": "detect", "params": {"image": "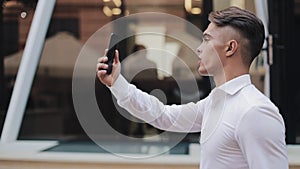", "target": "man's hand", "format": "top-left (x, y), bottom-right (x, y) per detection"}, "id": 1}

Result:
top-left (96, 49), bottom-right (121, 87)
